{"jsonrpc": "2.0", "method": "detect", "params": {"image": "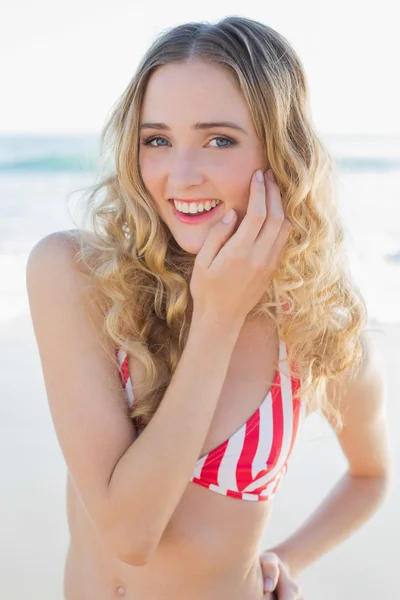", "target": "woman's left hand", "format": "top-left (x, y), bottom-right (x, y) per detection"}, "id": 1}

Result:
top-left (259, 551), bottom-right (305, 599)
